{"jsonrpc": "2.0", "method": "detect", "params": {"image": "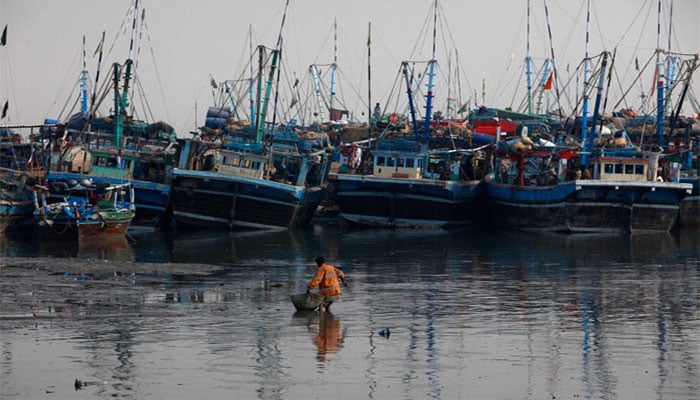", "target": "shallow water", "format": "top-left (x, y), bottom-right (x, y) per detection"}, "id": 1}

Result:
top-left (1, 227), bottom-right (699, 399)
